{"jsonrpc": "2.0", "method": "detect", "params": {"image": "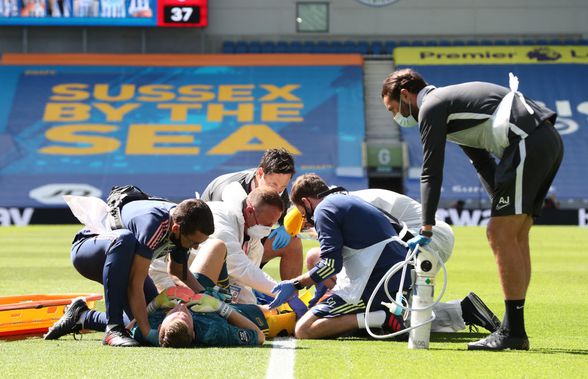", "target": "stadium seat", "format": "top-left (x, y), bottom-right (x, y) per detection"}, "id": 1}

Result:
top-left (480, 39), bottom-right (494, 46)
top-left (316, 40), bottom-right (329, 53)
top-left (425, 40), bottom-right (439, 47)
top-left (235, 41), bottom-right (248, 53)
top-left (549, 39), bottom-right (563, 45)
top-left (289, 41), bottom-right (303, 53)
top-left (343, 40), bottom-right (357, 53)
top-left (536, 39), bottom-right (549, 45)
top-left (248, 41), bottom-right (261, 53)
top-left (261, 41), bottom-right (275, 53)
top-left (275, 41), bottom-right (288, 53)
top-left (579, 39), bottom-right (588, 45)
top-left (452, 40), bottom-right (465, 46)
top-left (370, 41), bottom-right (385, 55)
top-left (302, 41), bottom-right (315, 53)
top-left (466, 40), bottom-right (479, 46)
top-left (384, 40), bottom-right (397, 54)
top-left (222, 41), bottom-right (235, 54)
top-left (522, 39), bottom-right (536, 46)
top-left (412, 40), bottom-right (425, 47)
top-left (439, 40), bottom-right (452, 46)
top-left (357, 41), bottom-right (370, 54)
top-left (507, 39), bottom-right (521, 45)
top-left (329, 41), bottom-right (343, 53)
top-left (494, 39), bottom-right (507, 46)
top-left (398, 40), bottom-right (411, 47)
